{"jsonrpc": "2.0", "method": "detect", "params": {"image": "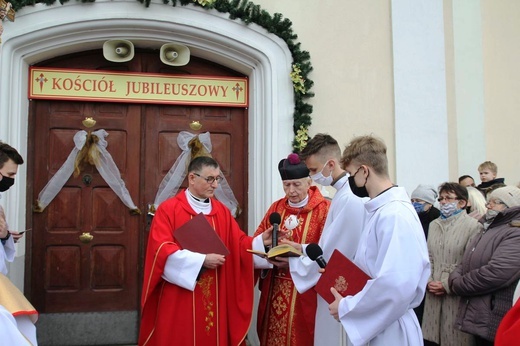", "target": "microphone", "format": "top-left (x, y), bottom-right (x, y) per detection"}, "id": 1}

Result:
top-left (307, 243), bottom-right (327, 268)
top-left (269, 212), bottom-right (282, 247)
